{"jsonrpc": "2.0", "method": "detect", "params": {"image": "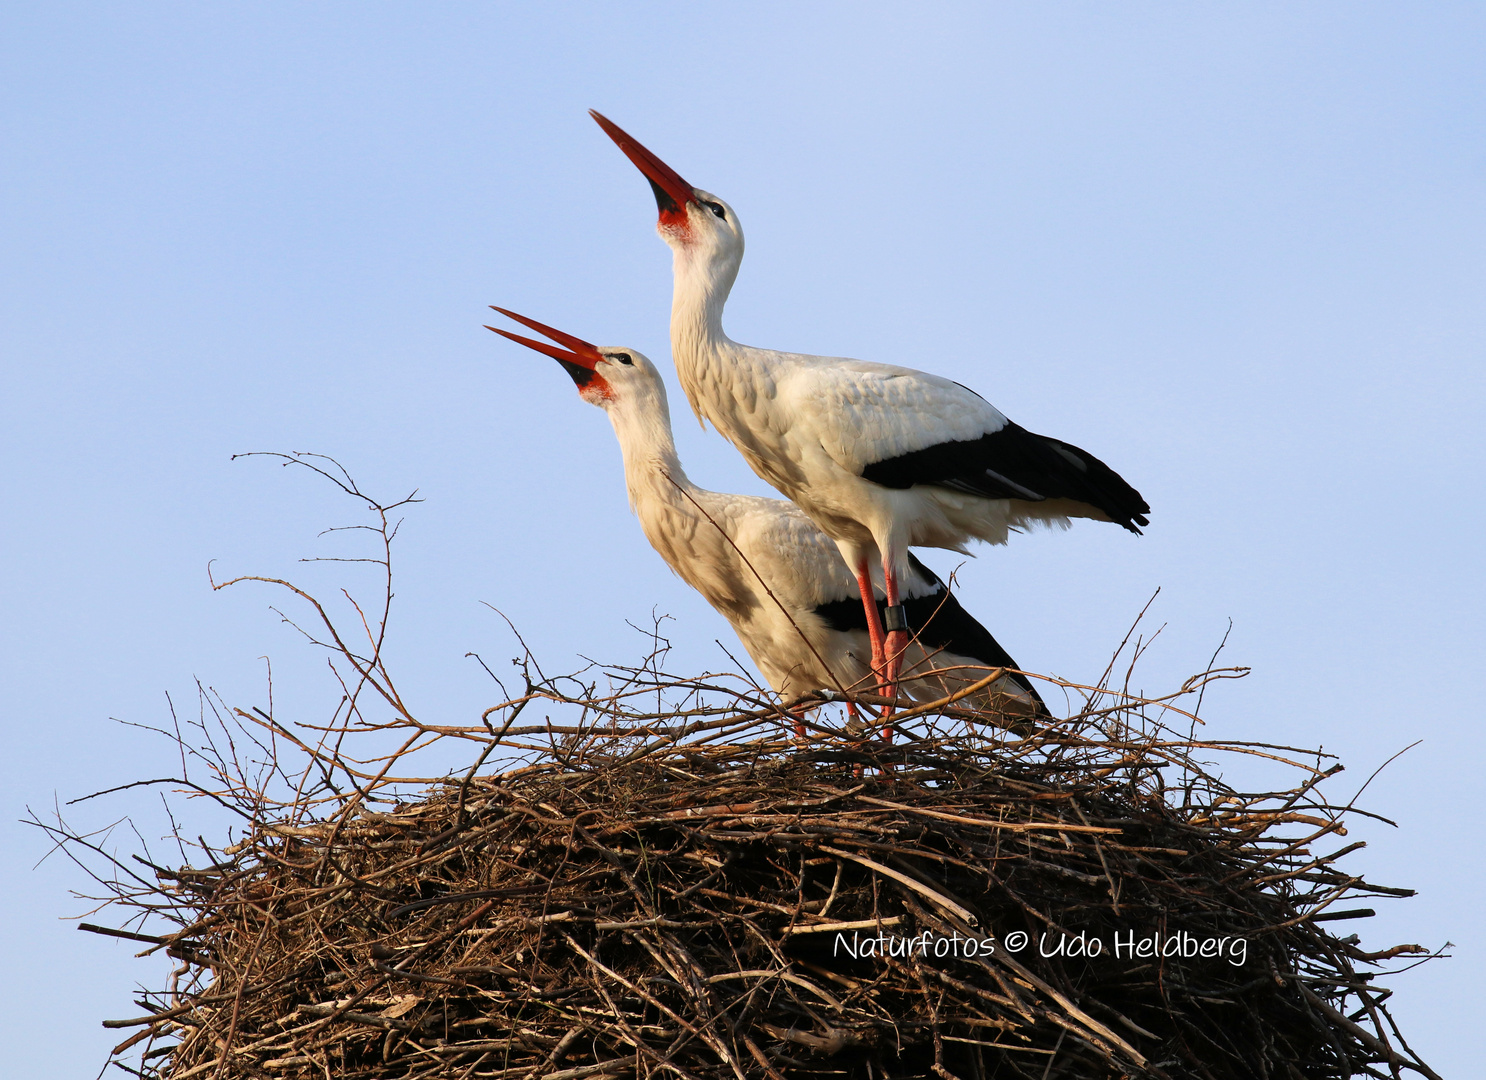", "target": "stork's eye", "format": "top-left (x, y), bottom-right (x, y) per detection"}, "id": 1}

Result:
top-left (702, 200), bottom-right (726, 220)
top-left (611, 353), bottom-right (634, 366)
